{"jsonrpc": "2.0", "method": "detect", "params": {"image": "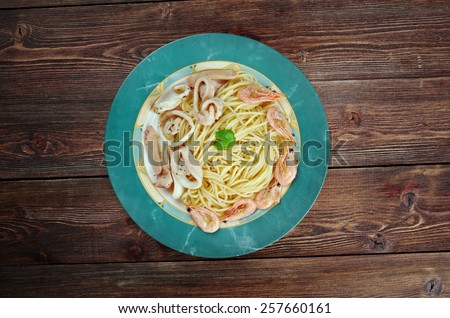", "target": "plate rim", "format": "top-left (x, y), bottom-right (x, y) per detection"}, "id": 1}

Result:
top-left (105, 33), bottom-right (329, 258)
